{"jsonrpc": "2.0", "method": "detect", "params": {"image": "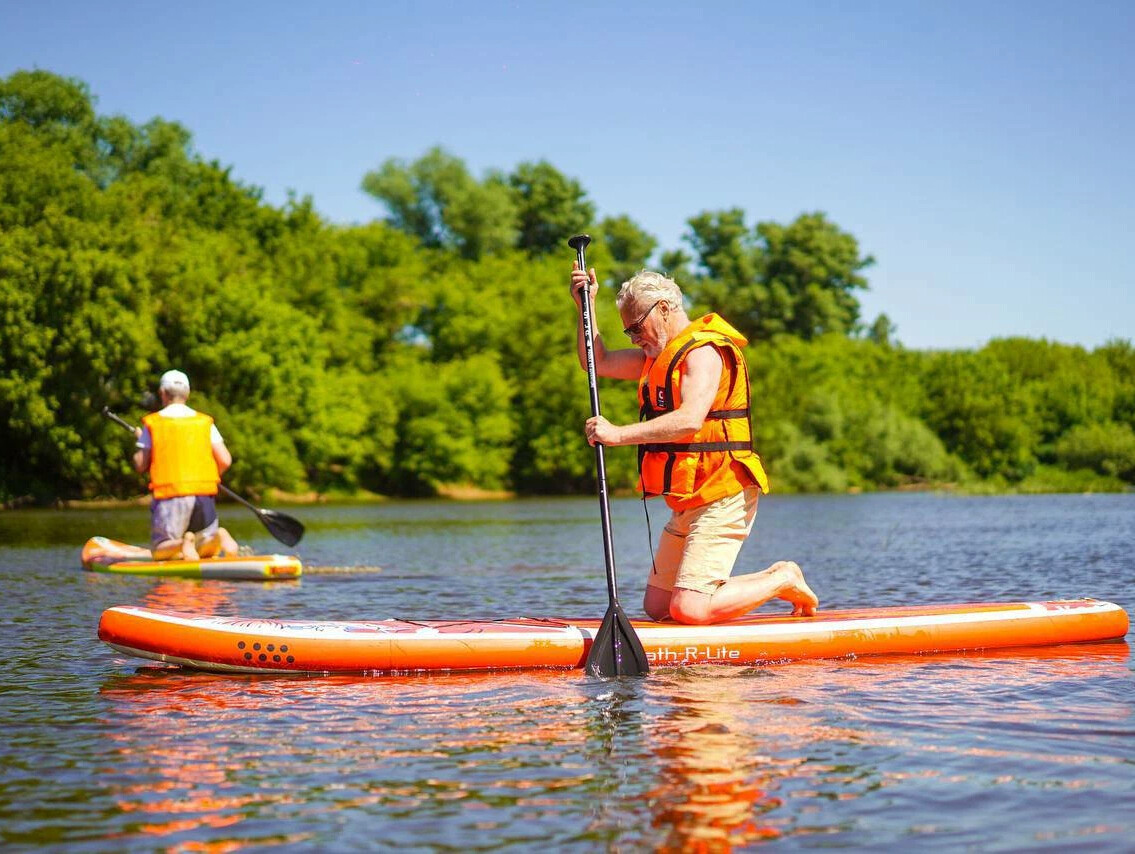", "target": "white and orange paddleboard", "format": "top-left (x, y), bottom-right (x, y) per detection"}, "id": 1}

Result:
top-left (98, 598), bottom-right (1127, 675)
top-left (81, 537), bottom-right (302, 581)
